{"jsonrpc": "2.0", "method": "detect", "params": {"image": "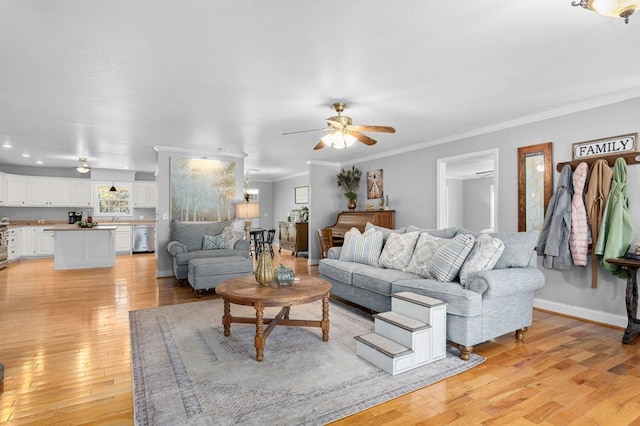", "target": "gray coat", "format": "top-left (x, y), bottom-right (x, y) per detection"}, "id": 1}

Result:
top-left (537, 165), bottom-right (574, 270)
